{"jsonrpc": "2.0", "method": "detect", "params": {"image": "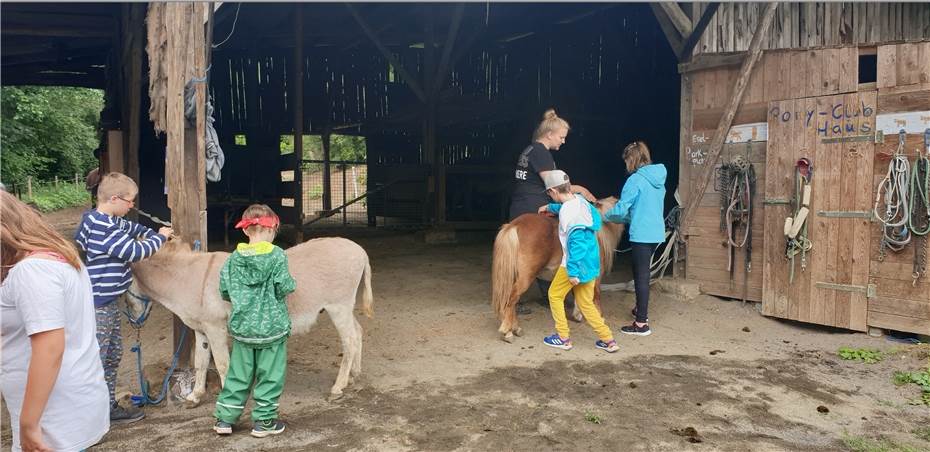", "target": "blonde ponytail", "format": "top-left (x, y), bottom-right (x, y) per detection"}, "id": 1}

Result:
top-left (533, 108), bottom-right (570, 141)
